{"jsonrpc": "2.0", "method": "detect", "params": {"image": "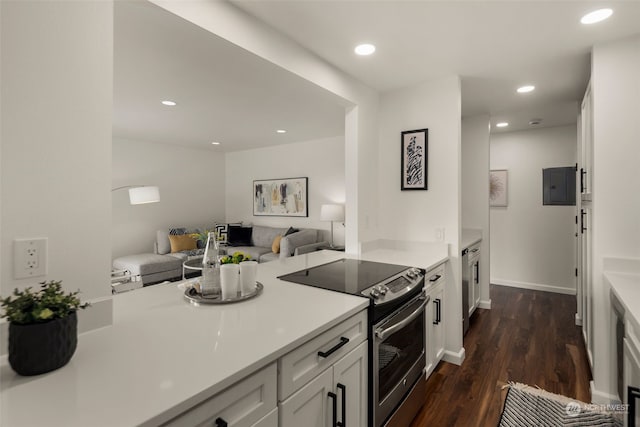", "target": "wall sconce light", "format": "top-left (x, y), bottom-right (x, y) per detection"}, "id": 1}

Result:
top-left (112, 185), bottom-right (160, 205)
